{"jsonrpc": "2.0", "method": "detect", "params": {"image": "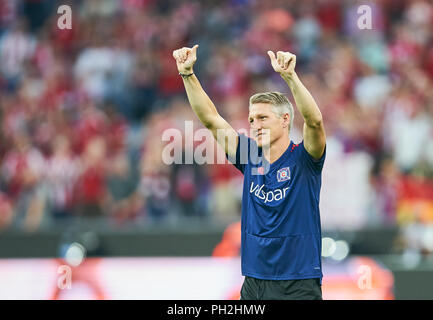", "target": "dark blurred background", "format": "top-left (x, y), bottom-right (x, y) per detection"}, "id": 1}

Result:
top-left (0, 0), bottom-right (432, 299)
